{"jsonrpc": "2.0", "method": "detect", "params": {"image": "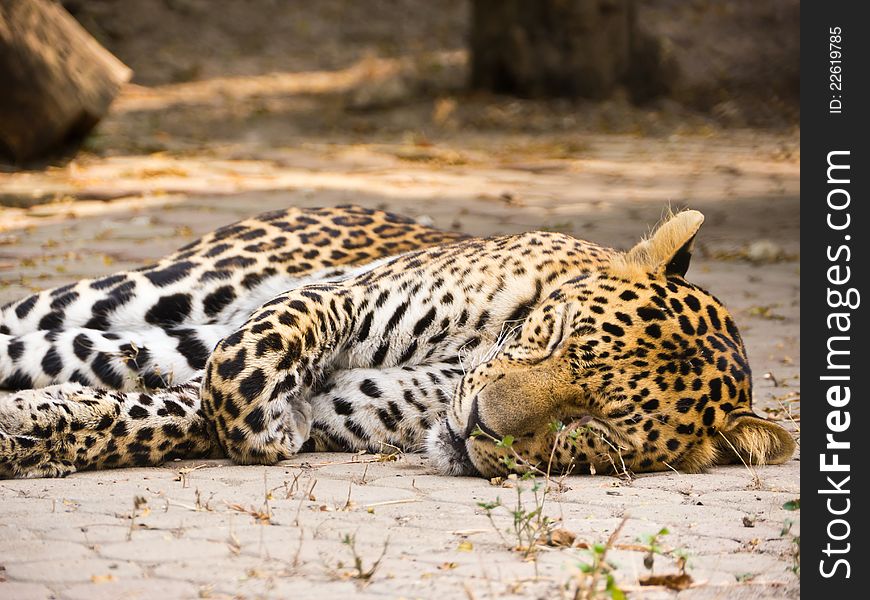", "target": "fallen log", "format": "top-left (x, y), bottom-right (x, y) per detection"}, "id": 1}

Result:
top-left (0, 0), bottom-right (131, 161)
